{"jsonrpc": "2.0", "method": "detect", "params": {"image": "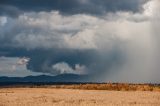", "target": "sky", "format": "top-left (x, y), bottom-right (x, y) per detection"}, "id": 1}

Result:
top-left (0, 0), bottom-right (160, 83)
